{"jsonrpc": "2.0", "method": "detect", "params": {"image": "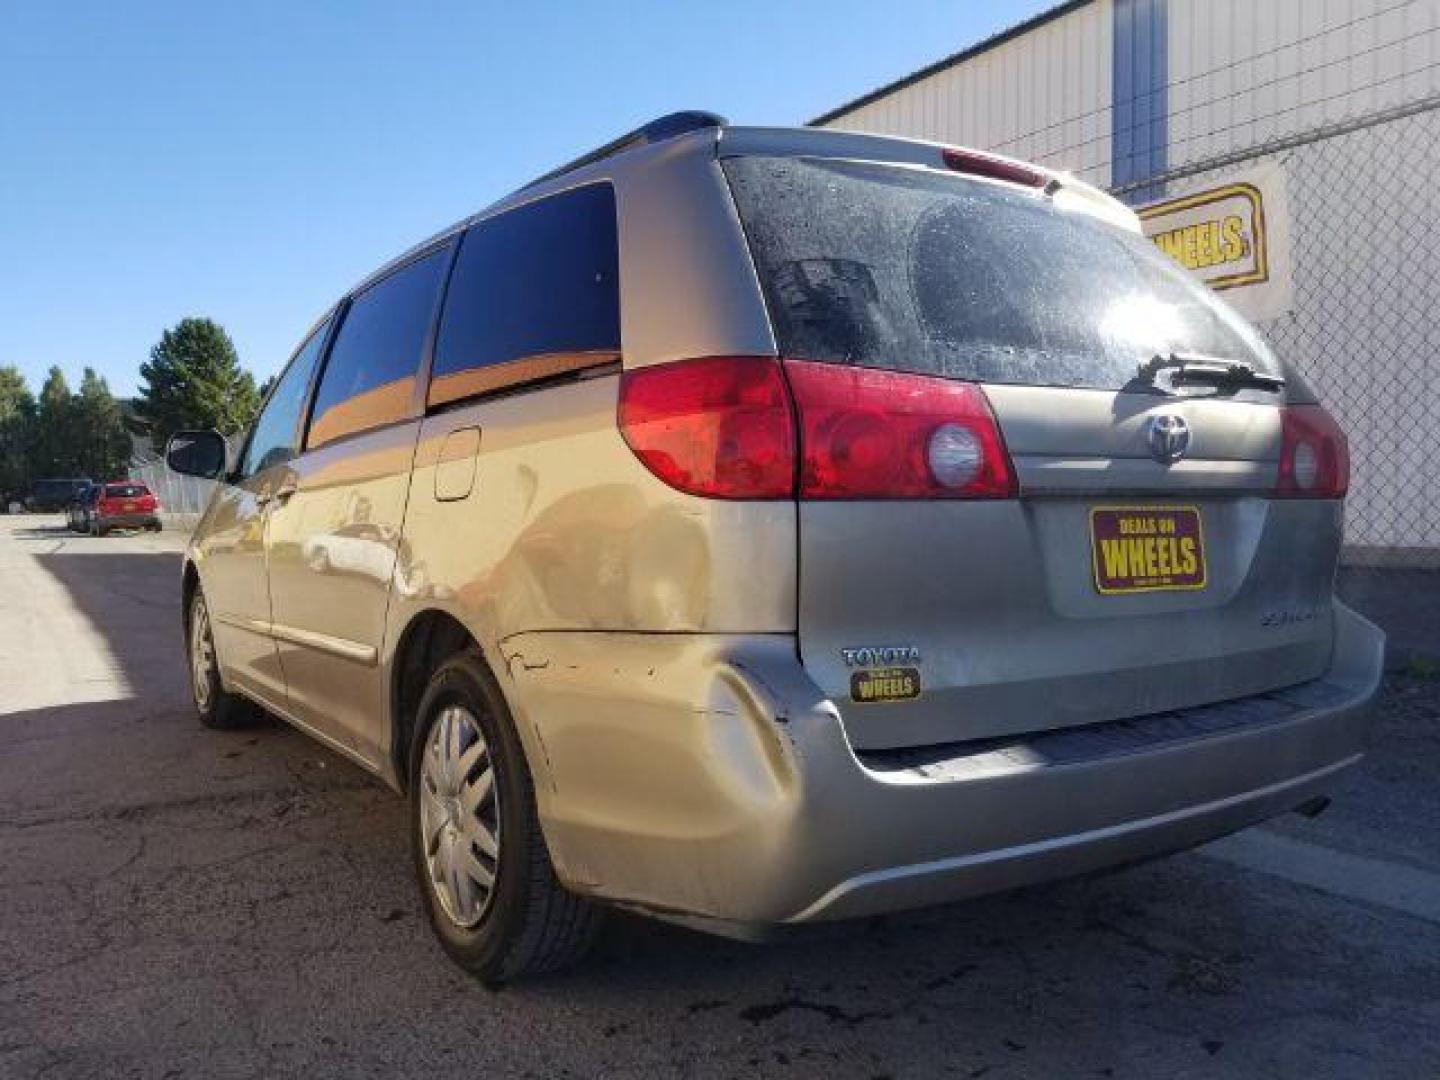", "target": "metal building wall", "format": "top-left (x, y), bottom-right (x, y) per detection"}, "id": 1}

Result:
top-left (818, 0), bottom-right (1440, 560)
top-left (822, 1), bottom-right (1116, 185)
top-left (1155, 0), bottom-right (1440, 558)
top-left (1165, 0), bottom-right (1440, 169)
